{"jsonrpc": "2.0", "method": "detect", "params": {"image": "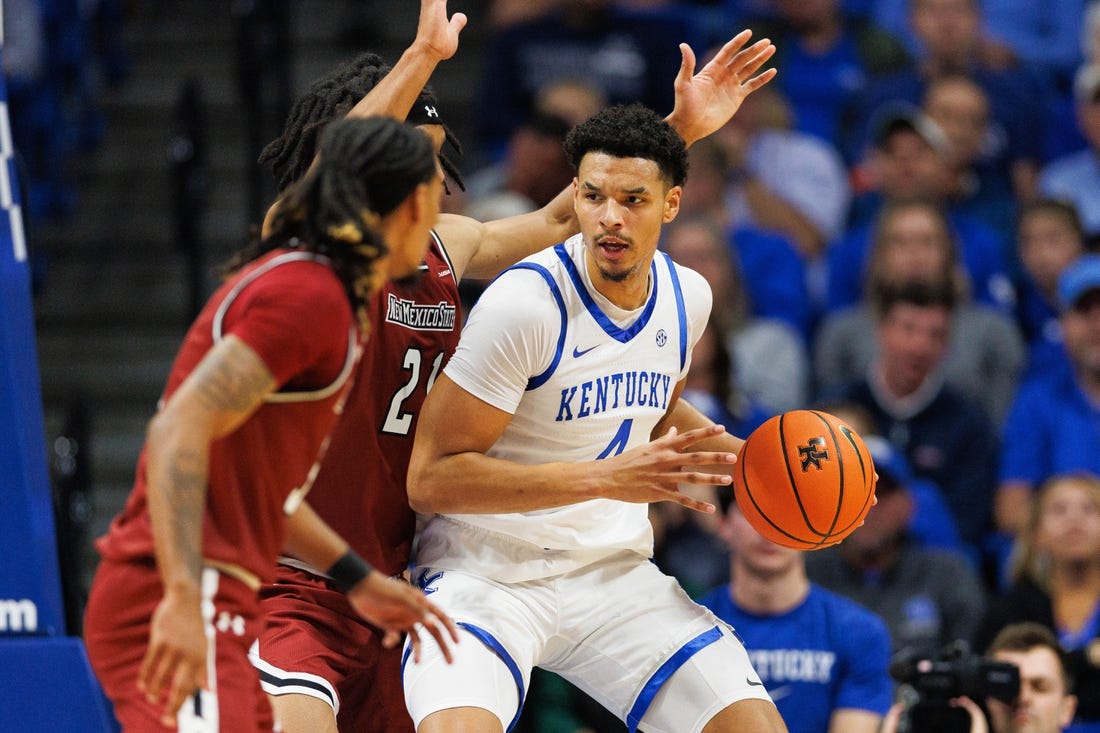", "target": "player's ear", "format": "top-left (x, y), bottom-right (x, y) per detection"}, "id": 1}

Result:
top-left (663, 185), bottom-right (682, 223)
top-left (410, 181), bottom-right (432, 223)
